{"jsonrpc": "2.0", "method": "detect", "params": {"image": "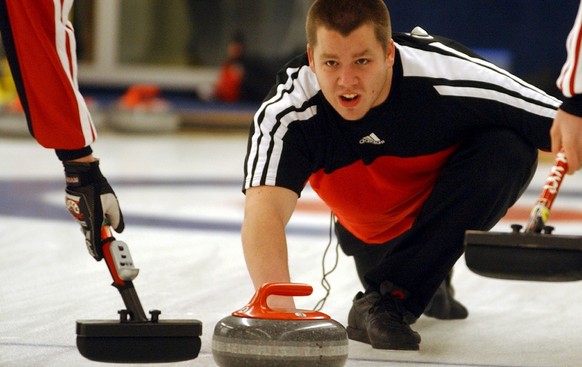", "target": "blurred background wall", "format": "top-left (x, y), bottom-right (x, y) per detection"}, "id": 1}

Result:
top-left (70, 0), bottom-right (578, 97)
top-left (386, 0), bottom-right (580, 96)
